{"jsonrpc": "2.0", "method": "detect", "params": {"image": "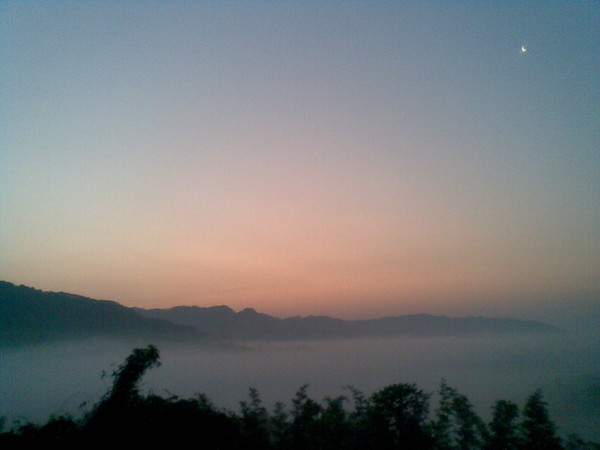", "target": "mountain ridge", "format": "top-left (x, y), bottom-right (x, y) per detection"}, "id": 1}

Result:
top-left (1, 281), bottom-right (561, 347)
top-left (135, 304), bottom-right (561, 341)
